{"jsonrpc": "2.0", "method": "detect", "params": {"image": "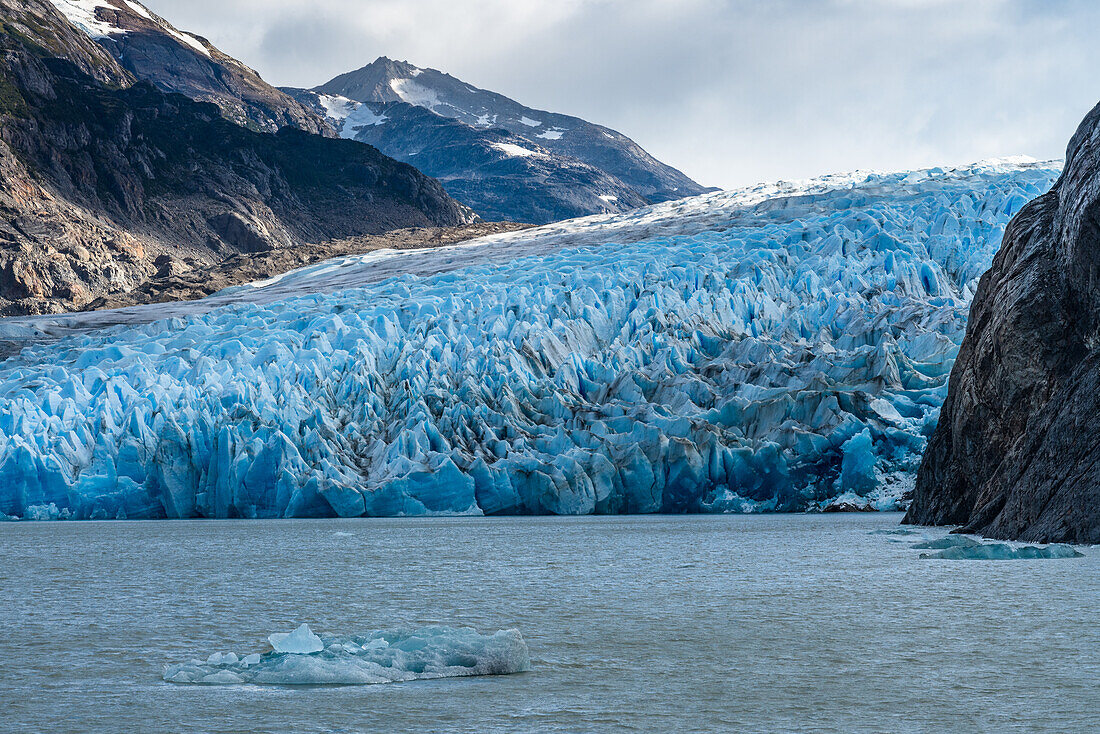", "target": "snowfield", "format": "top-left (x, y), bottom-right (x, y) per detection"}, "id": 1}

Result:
top-left (0, 160), bottom-right (1059, 520)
